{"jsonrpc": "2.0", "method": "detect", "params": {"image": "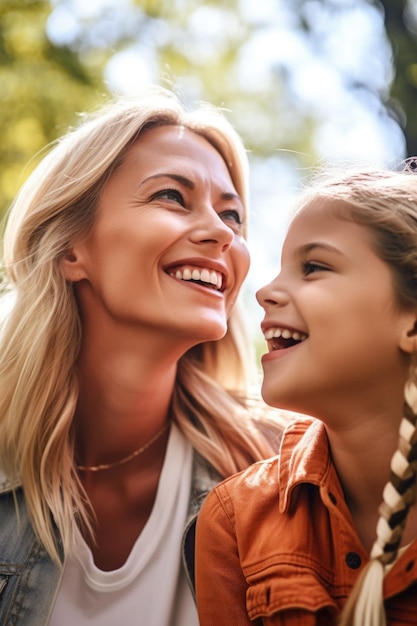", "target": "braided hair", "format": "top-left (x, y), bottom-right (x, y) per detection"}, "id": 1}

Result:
top-left (339, 382), bottom-right (417, 626)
